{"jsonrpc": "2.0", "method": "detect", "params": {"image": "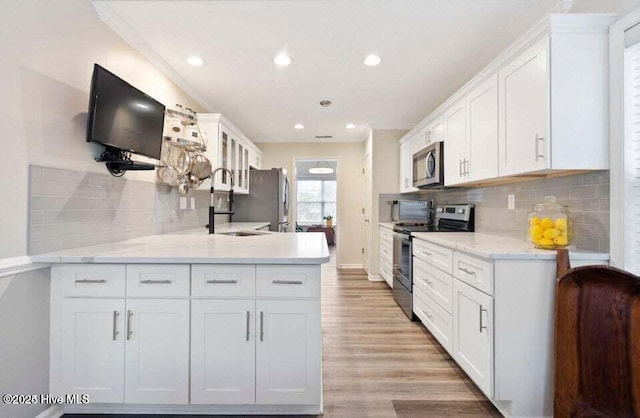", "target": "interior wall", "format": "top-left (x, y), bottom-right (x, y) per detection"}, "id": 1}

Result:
top-left (259, 142), bottom-right (364, 268)
top-left (0, 268), bottom-right (50, 418)
top-left (0, 0), bottom-right (206, 259)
